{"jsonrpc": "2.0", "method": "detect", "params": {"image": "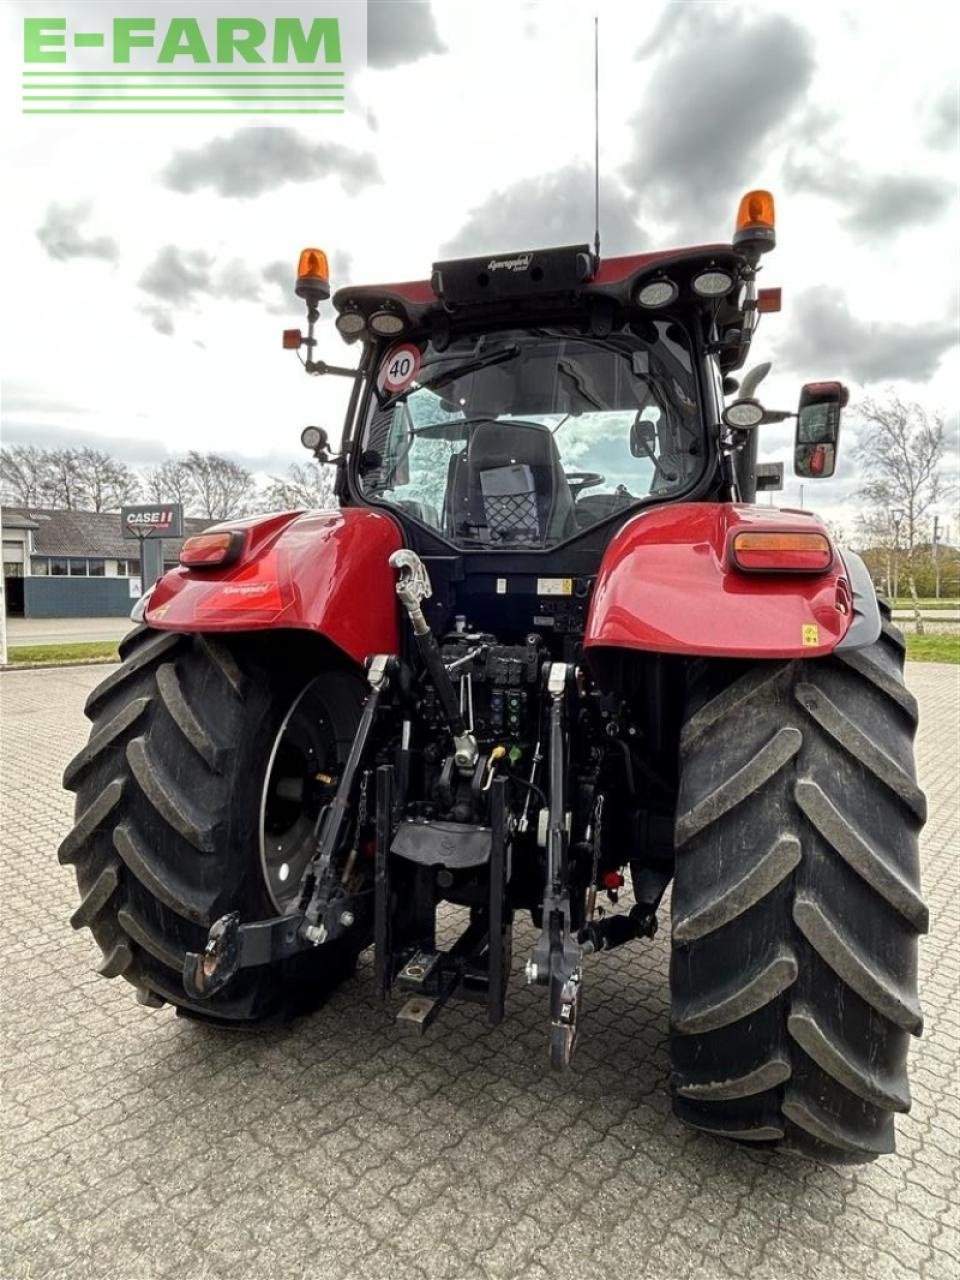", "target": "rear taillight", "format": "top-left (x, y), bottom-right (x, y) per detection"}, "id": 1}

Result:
top-left (731, 531), bottom-right (833, 573)
top-left (179, 530), bottom-right (245, 568)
